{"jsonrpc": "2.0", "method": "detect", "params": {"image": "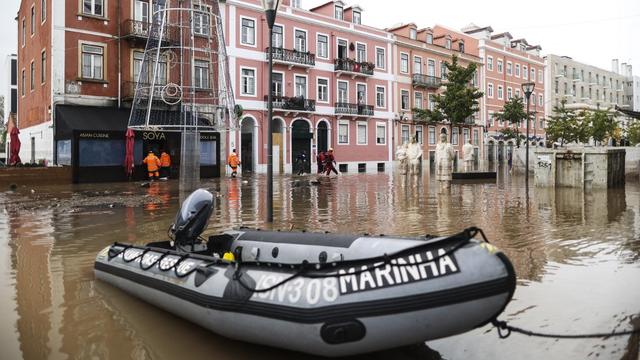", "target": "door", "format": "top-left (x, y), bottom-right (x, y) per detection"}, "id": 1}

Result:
top-left (317, 122), bottom-right (328, 153)
top-left (134, 0), bottom-right (149, 22)
top-left (338, 40), bottom-right (347, 59)
top-left (30, 137), bottom-right (35, 163)
top-left (291, 120), bottom-right (311, 174)
top-left (241, 119), bottom-right (254, 174)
